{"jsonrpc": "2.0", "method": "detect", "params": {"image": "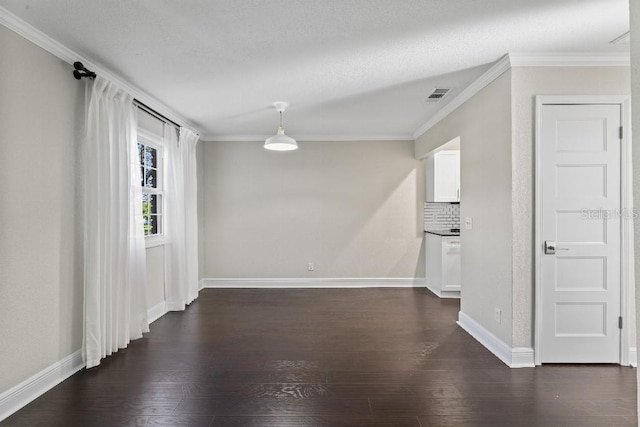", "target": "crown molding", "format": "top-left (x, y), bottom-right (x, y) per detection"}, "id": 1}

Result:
top-left (412, 54), bottom-right (512, 140)
top-left (0, 5), bottom-right (200, 134)
top-left (413, 52), bottom-right (631, 140)
top-left (508, 52), bottom-right (630, 67)
top-left (203, 134), bottom-right (415, 142)
top-left (3, 7), bottom-right (628, 143)
top-left (203, 135), bottom-right (271, 142)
